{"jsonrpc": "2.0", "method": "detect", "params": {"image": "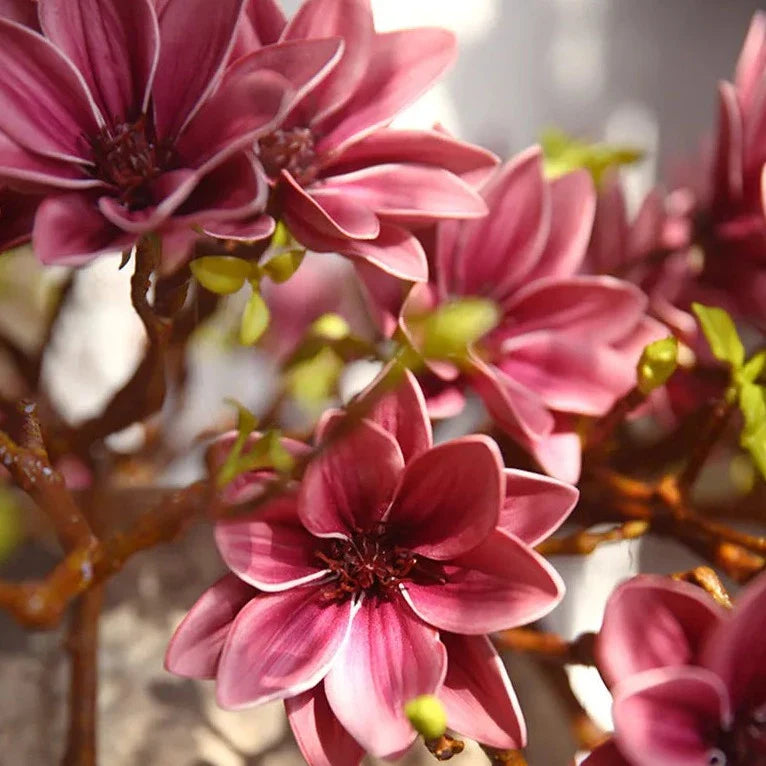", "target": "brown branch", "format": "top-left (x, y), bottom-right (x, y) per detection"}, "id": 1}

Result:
top-left (586, 386), bottom-right (646, 451)
top-left (480, 748), bottom-right (528, 765)
top-left (425, 734), bottom-right (465, 761)
top-left (494, 629), bottom-right (596, 666)
top-left (536, 520), bottom-right (650, 556)
top-left (672, 566), bottom-right (732, 608)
